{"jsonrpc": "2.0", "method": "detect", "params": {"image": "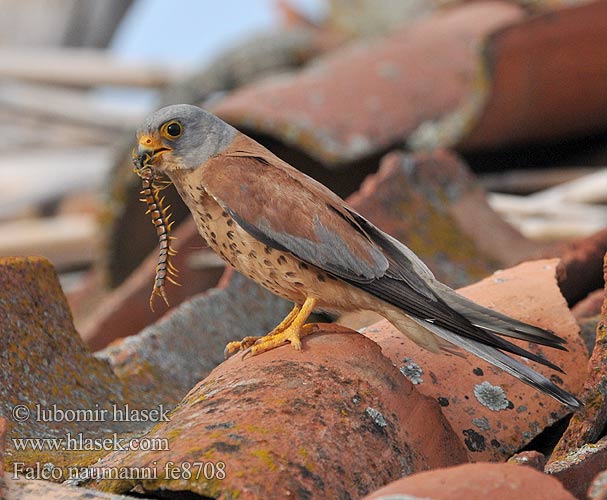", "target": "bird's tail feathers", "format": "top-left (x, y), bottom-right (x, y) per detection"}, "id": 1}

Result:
top-left (381, 309), bottom-right (454, 354)
top-left (429, 281), bottom-right (567, 350)
top-left (407, 316), bottom-right (582, 410)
